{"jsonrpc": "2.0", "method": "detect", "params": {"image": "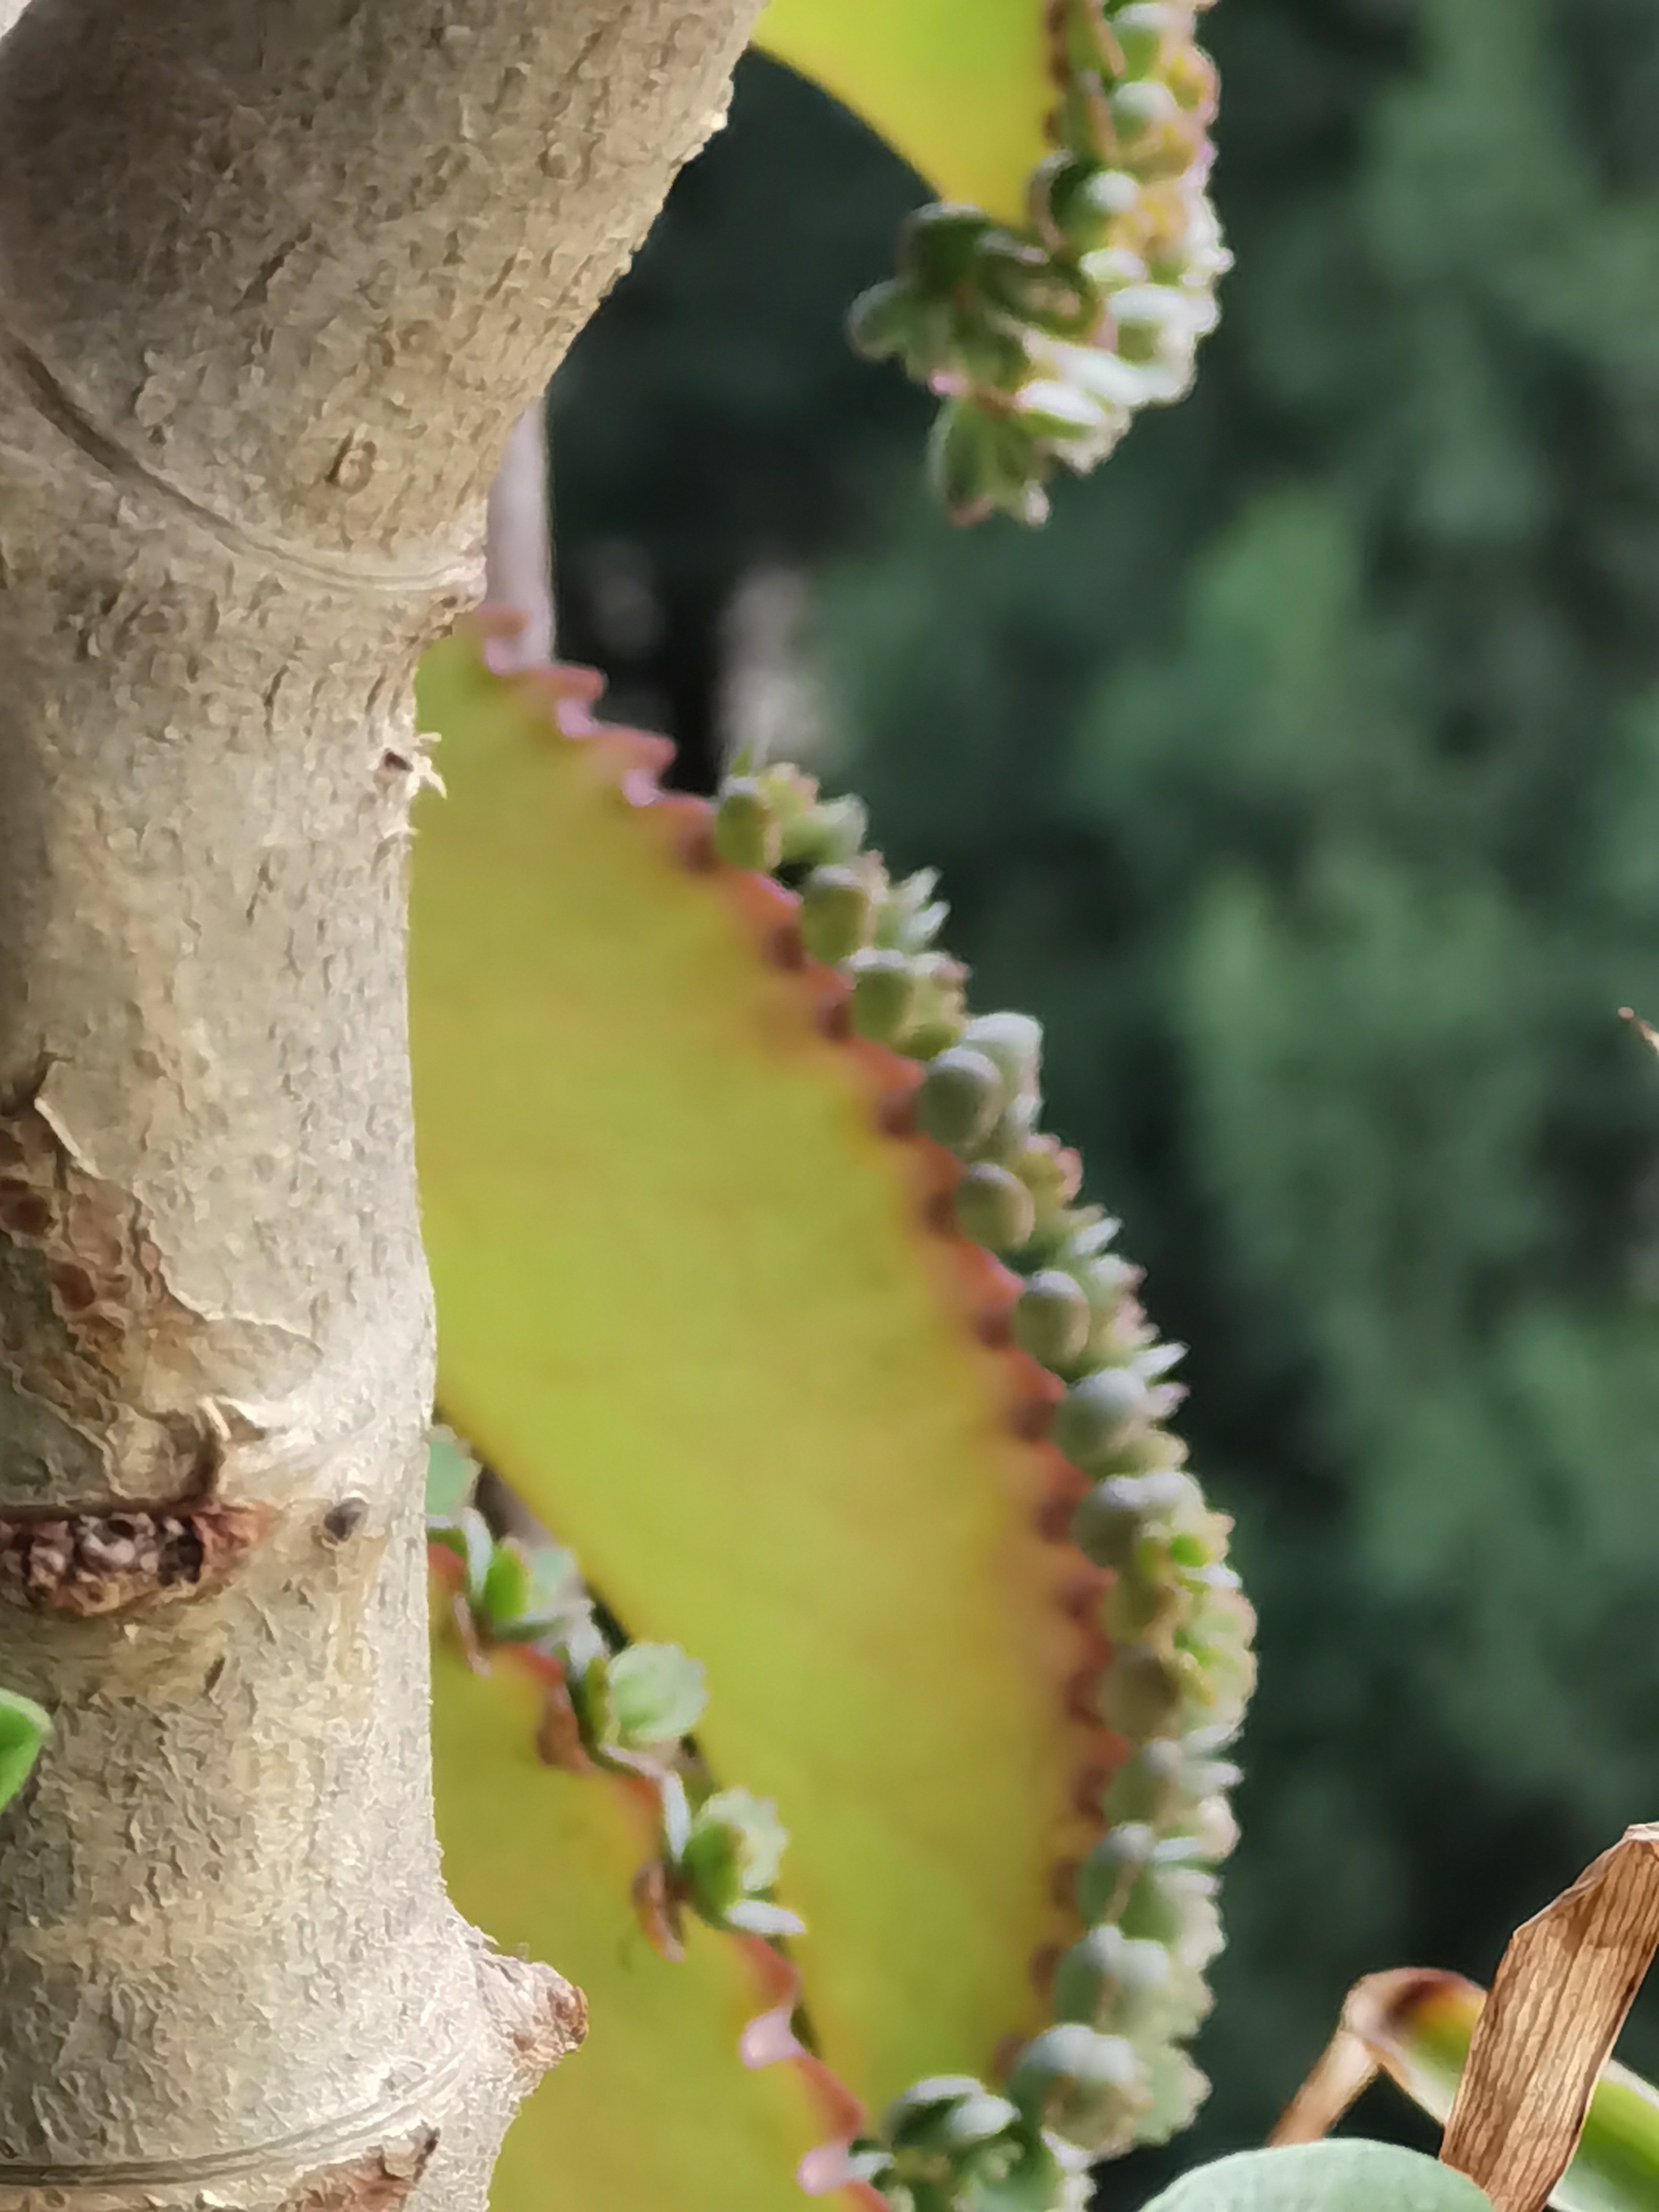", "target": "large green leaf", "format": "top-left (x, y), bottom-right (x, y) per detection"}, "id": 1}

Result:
top-left (752, 0), bottom-right (1049, 222)
top-left (411, 632), bottom-right (1251, 2209)
top-left (411, 638), bottom-right (1095, 2132)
